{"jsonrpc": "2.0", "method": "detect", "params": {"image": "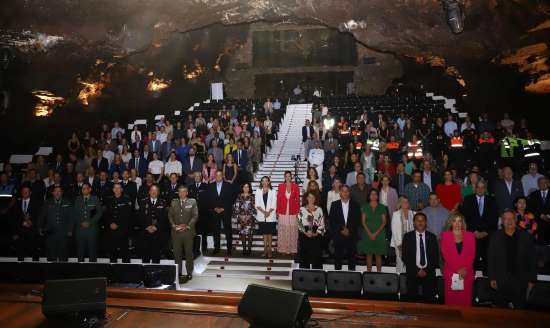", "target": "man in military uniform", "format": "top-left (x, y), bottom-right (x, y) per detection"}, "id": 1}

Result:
top-left (162, 173), bottom-right (180, 203)
top-left (103, 183), bottom-right (132, 263)
top-left (73, 182), bottom-right (103, 262)
top-left (168, 186), bottom-right (198, 279)
top-left (138, 184), bottom-right (167, 263)
top-left (38, 186), bottom-right (73, 261)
